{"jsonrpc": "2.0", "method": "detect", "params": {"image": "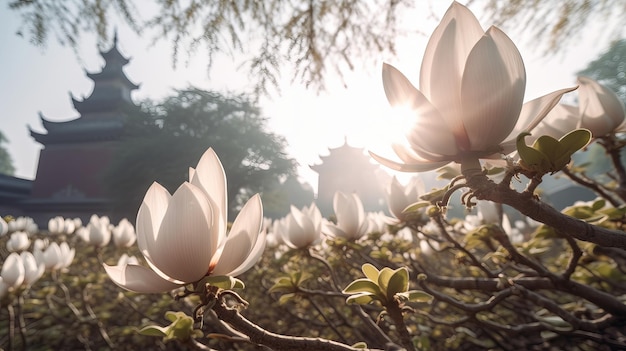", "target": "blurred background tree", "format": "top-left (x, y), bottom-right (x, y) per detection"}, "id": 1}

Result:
top-left (103, 88), bottom-right (305, 219)
top-left (0, 130), bottom-right (16, 175)
top-left (578, 39), bottom-right (626, 103)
